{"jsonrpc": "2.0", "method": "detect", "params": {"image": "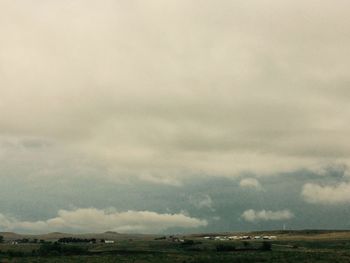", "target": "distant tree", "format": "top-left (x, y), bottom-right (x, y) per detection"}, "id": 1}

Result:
top-left (0, 235), bottom-right (3, 243)
top-left (154, 236), bottom-right (166, 240)
top-left (243, 241), bottom-right (250, 248)
top-left (58, 237), bottom-right (97, 243)
top-left (20, 238), bottom-right (29, 243)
